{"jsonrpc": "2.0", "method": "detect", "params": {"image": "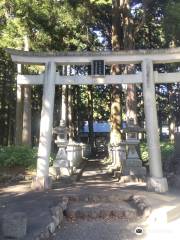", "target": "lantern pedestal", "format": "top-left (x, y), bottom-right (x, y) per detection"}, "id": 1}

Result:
top-left (122, 119), bottom-right (146, 178)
